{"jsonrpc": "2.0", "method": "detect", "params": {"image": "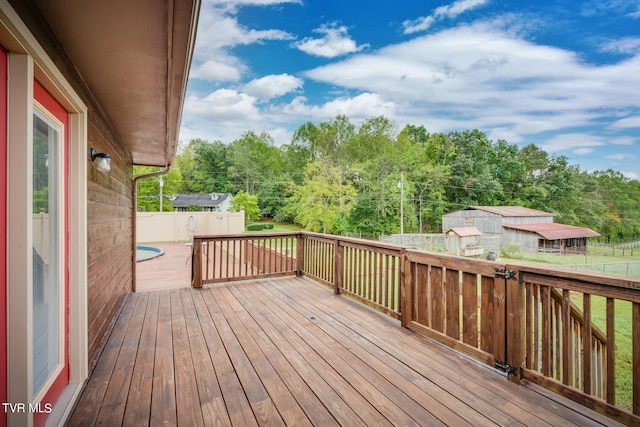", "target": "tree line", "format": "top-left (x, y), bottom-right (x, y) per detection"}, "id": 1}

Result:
top-left (135, 115), bottom-right (640, 243)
